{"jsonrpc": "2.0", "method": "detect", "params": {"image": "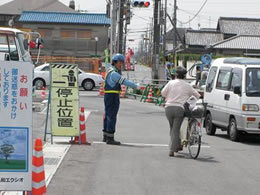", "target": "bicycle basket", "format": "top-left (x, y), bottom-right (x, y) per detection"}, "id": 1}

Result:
top-left (191, 105), bottom-right (205, 118)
